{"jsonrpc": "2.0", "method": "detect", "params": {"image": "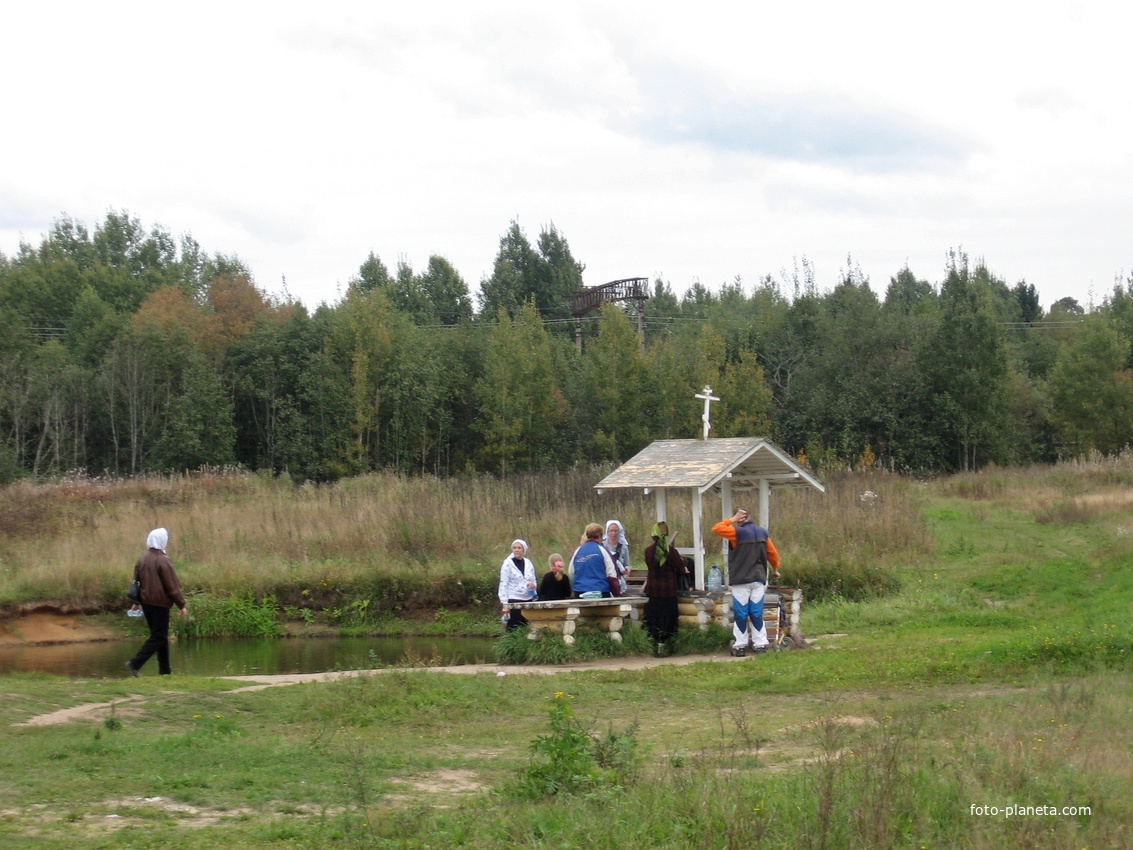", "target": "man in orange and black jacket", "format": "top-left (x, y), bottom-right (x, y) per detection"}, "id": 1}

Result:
top-left (711, 509), bottom-right (780, 657)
